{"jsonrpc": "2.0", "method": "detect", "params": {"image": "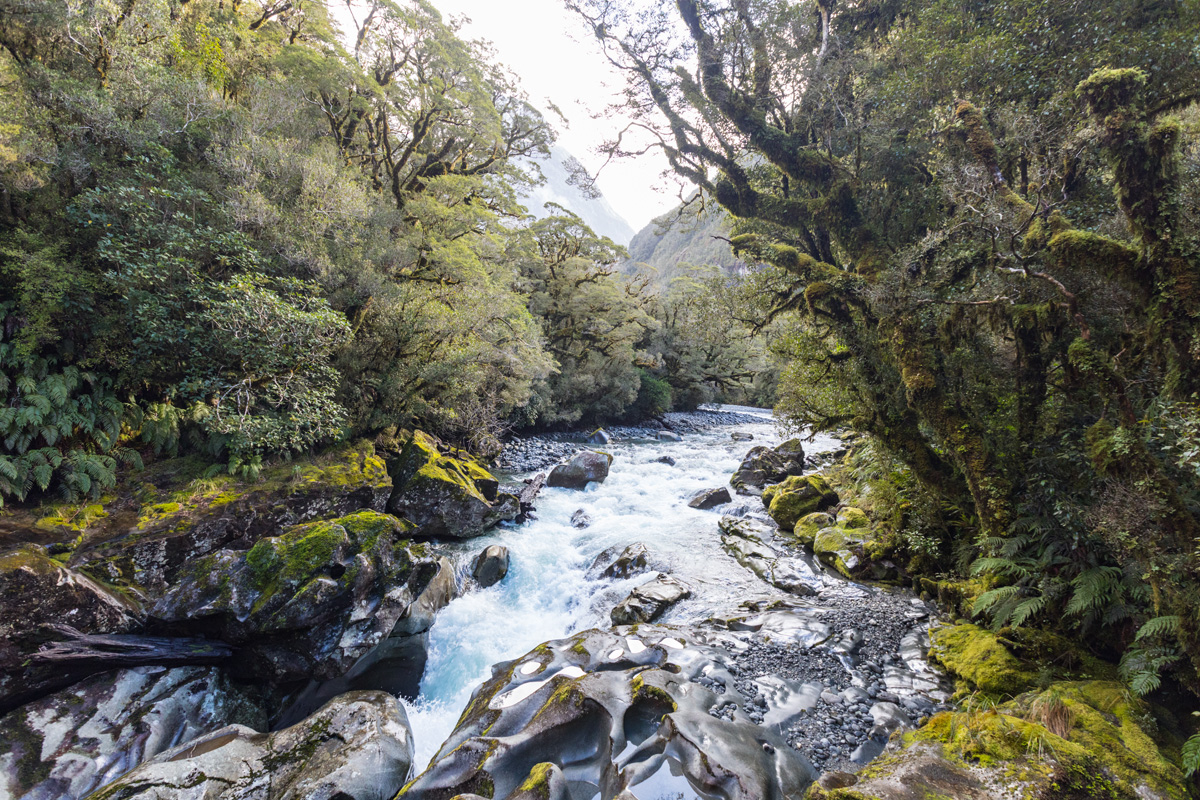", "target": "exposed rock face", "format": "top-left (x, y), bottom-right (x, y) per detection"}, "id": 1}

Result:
top-left (149, 511), bottom-right (444, 688)
top-left (730, 441), bottom-right (806, 493)
top-left (1, 547), bottom-right (145, 710)
top-left (718, 517), bottom-right (823, 596)
top-left (471, 545), bottom-right (509, 588)
top-left (546, 451), bottom-right (612, 489)
top-left (588, 543), bottom-right (652, 580)
top-left (77, 441), bottom-right (393, 596)
top-left (610, 573), bottom-right (691, 624)
top-left (687, 487), bottom-right (732, 510)
top-left (761, 475), bottom-right (838, 530)
top-left (388, 432), bottom-right (518, 539)
top-left (0, 666), bottom-right (264, 800)
top-left (87, 690), bottom-right (414, 800)
top-left (397, 627), bottom-right (817, 800)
